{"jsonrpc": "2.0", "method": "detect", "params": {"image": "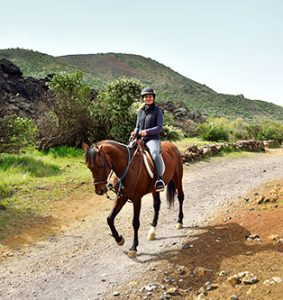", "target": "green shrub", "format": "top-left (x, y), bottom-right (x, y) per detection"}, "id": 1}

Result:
top-left (161, 124), bottom-right (183, 141)
top-left (256, 120), bottom-right (283, 143)
top-left (0, 116), bottom-right (37, 153)
top-left (198, 120), bottom-right (229, 142)
top-left (230, 118), bottom-right (250, 140)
